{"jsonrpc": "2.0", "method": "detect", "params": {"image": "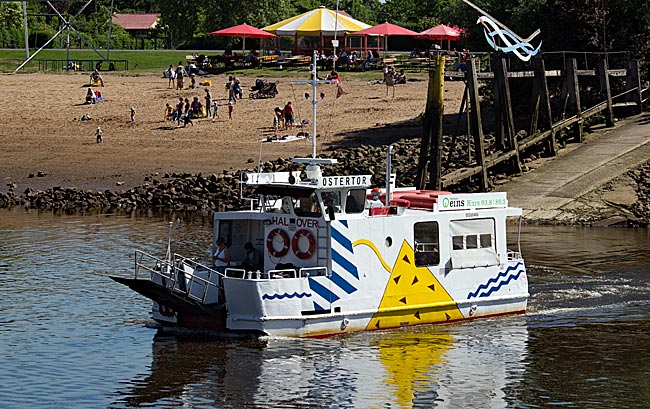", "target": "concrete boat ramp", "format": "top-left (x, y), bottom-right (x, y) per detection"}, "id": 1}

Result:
top-left (495, 113), bottom-right (650, 225)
